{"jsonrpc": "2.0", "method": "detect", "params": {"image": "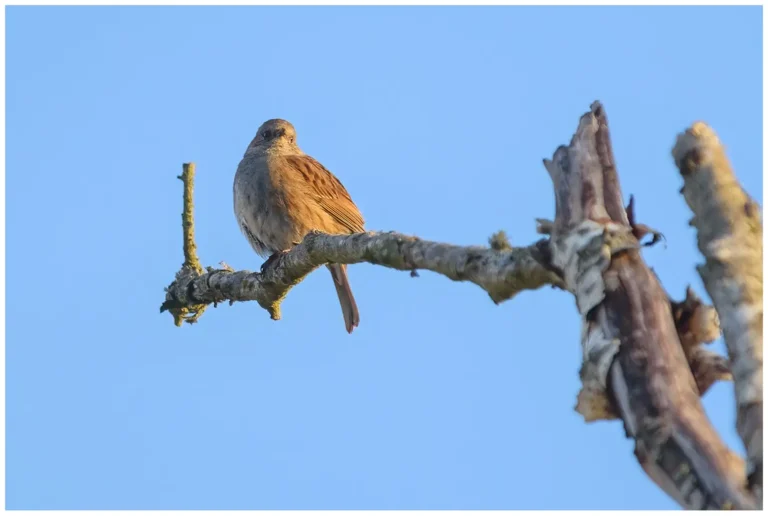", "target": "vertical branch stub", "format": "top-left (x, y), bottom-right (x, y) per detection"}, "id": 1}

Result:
top-left (180, 162), bottom-right (204, 275)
